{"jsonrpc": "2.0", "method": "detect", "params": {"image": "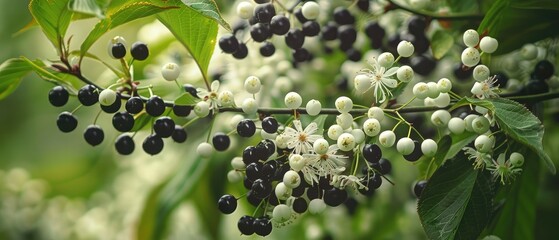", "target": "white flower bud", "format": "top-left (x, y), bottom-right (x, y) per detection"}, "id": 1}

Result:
top-left (161, 63), bottom-right (180, 81)
top-left (306, 99), bottom-right (322, 116)
top-left (284, 92), bottom-right (302, 109)
top-left (397, 41), bottom-right (415, 57)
